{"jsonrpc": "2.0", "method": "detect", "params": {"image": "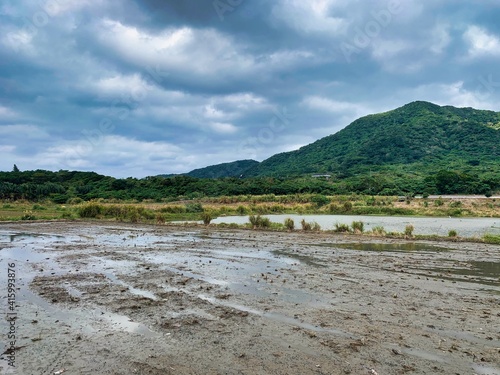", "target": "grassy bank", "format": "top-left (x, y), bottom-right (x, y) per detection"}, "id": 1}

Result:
top-left (1, 194), bottom-right (499, 222)
top-left (1, 199), bottom-right (498, 245)
top-left (1, 194), bottom-right (499, 221)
